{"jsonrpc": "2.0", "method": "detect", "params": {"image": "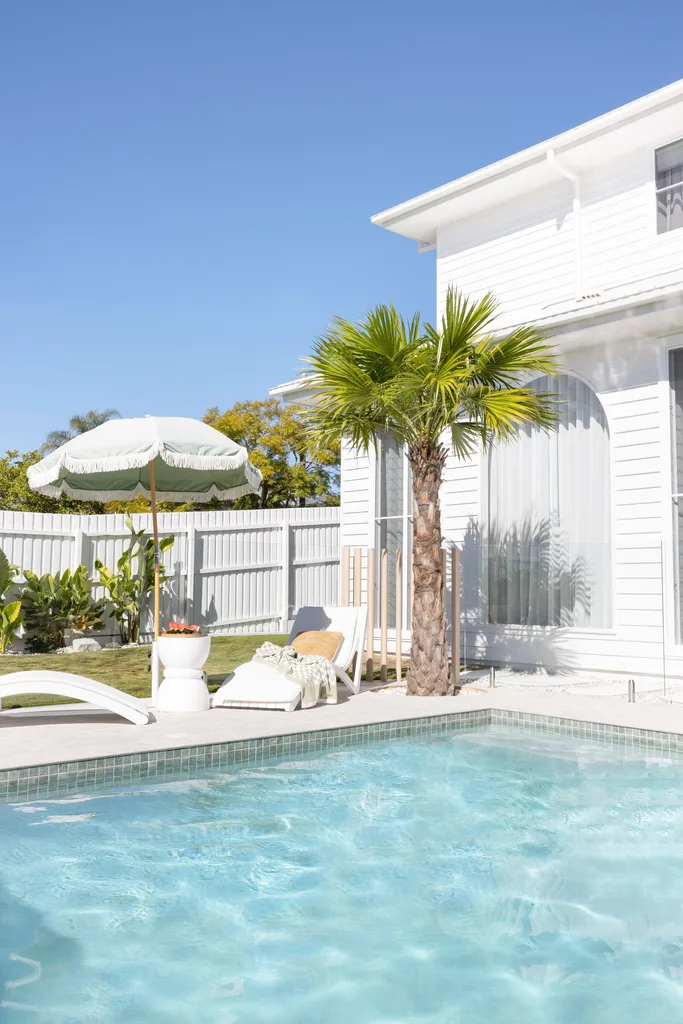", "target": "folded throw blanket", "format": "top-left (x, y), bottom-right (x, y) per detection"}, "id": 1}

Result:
top-left (252, 642), bottom-right (338, 708)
